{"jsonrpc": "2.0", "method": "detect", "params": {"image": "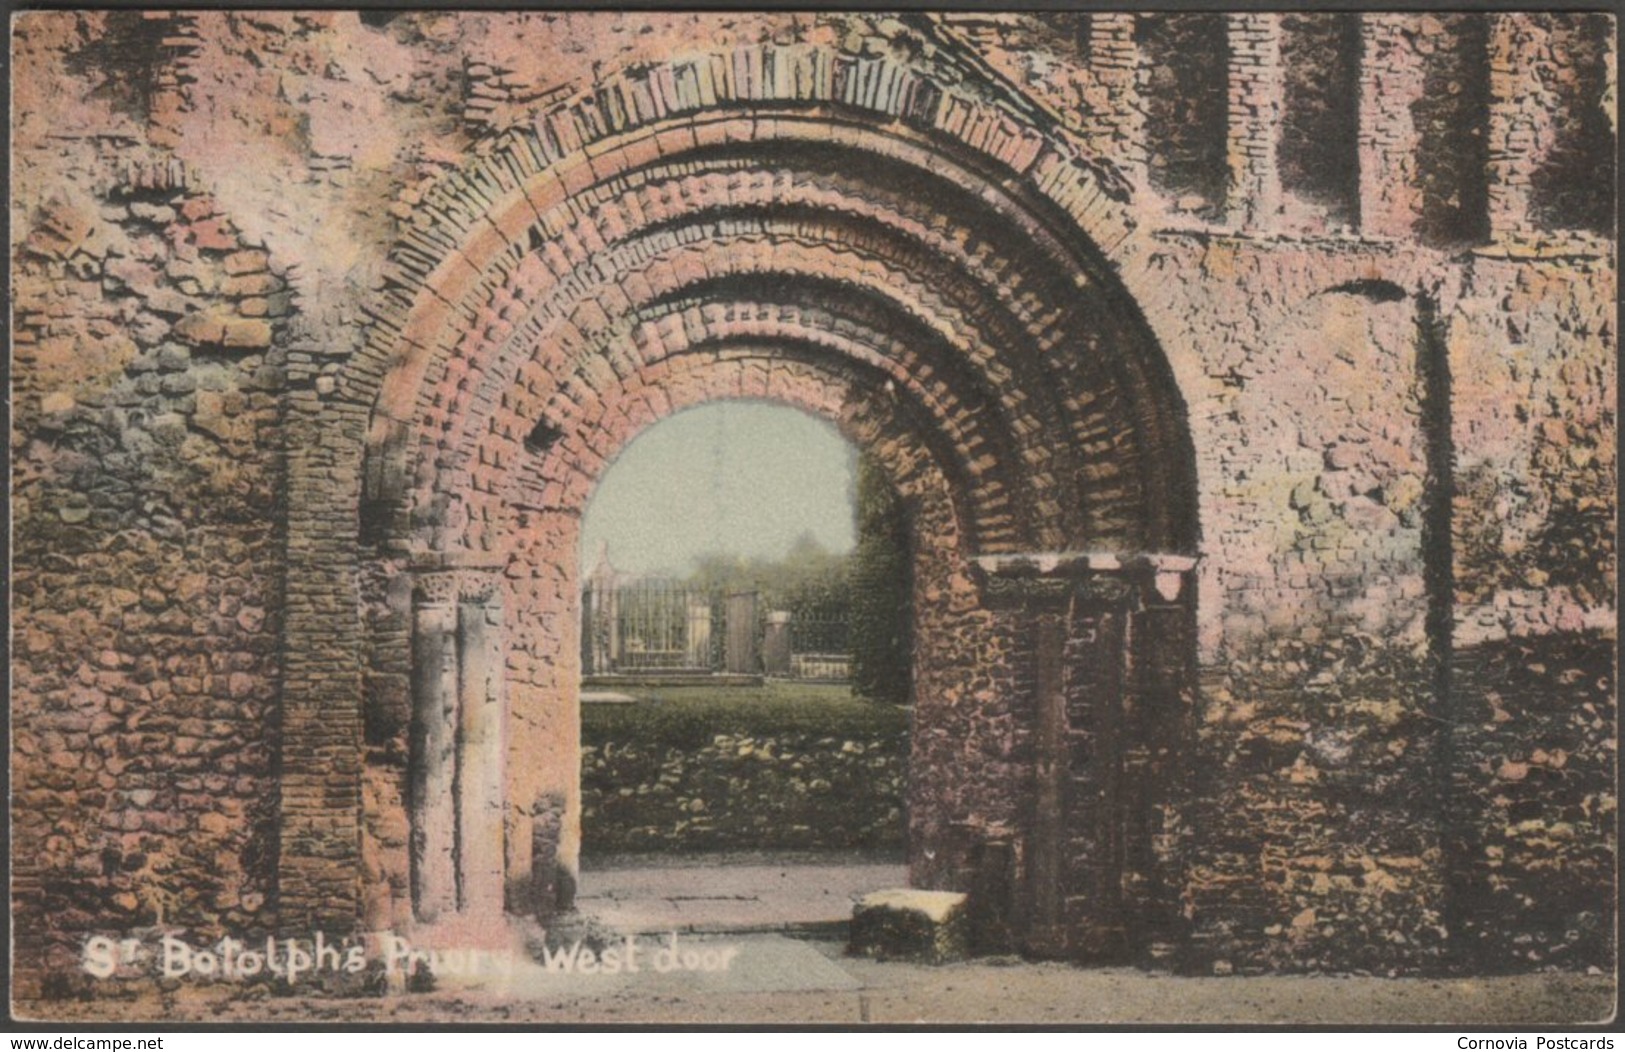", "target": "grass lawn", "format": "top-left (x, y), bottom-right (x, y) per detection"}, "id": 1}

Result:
top-left (582, 681), bottom-right (909, 747)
